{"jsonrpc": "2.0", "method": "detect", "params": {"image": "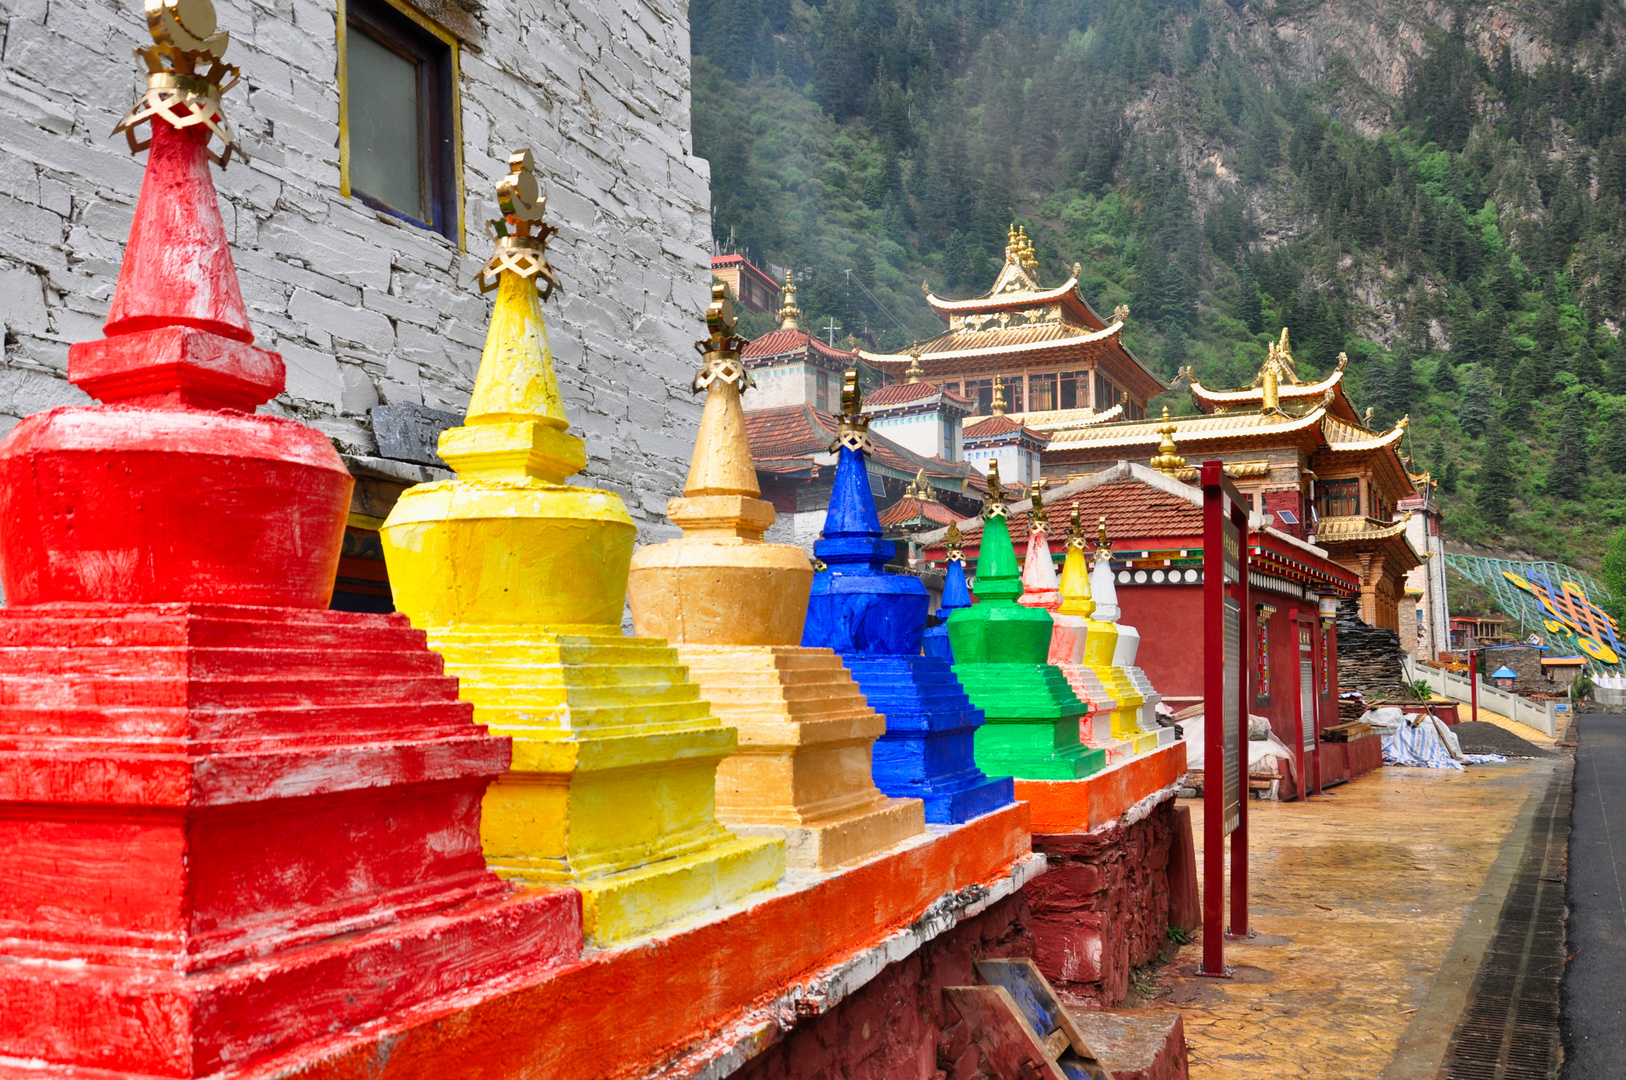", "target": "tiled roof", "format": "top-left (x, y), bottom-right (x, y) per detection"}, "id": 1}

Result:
top-left (926, 276), bottom-right (1081, 313)
top-left (863, 321), bottom-right (1121, 364)
top-left (863, 381), bottom-right (974, 410)
top-left (1046, 407), bottom-right (1325, 449)
top-left (743, 405), bottom-right (978, 488)
top-left (964, 415), bottom-right (1051, 443)
top-left (1322, 414), bottom-right (1407, 450)
top-left (743, 328), bottom-right (860, 364)
top-left (1314, 513), bottom-right (1413, 541)
top-left (965, 477), bottom-right (1205, 544)
top-left (878, 496), bottom-right (963, 528)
